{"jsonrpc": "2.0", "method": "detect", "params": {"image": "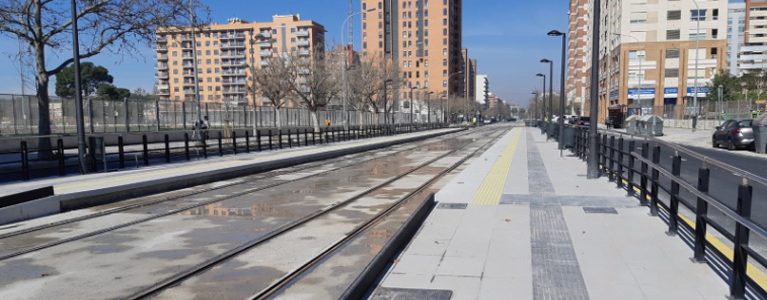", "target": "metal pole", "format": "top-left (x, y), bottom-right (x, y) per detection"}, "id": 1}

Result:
top-left (548, 61), bottom-right (554, 123)
top-left (190, 0), bottom-right (202, 123)
top-left (587, 0), bottom-right (601, 179)
top-left (71, 0), bottom-right (88, 174)
top-left (559, 33), bottom-right (567, 154)
top-left (692, 0), bottom-right (700, 131)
